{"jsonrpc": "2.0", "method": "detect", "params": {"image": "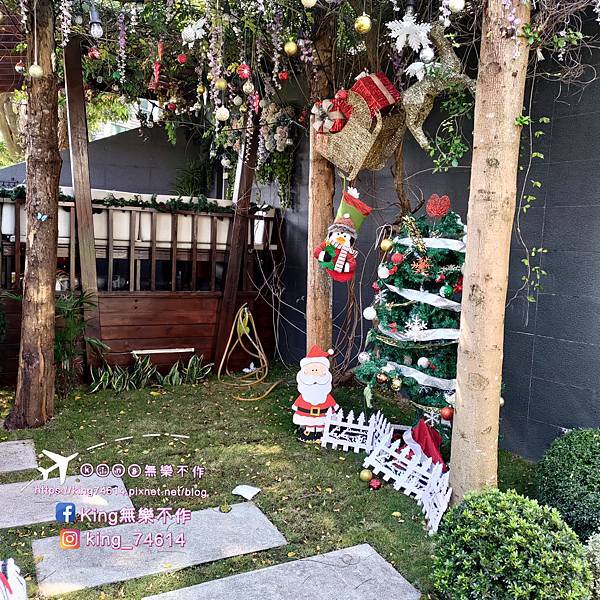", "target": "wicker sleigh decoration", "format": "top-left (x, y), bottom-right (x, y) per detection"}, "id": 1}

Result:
top-left (314, 90), bottom-right (405, 181)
